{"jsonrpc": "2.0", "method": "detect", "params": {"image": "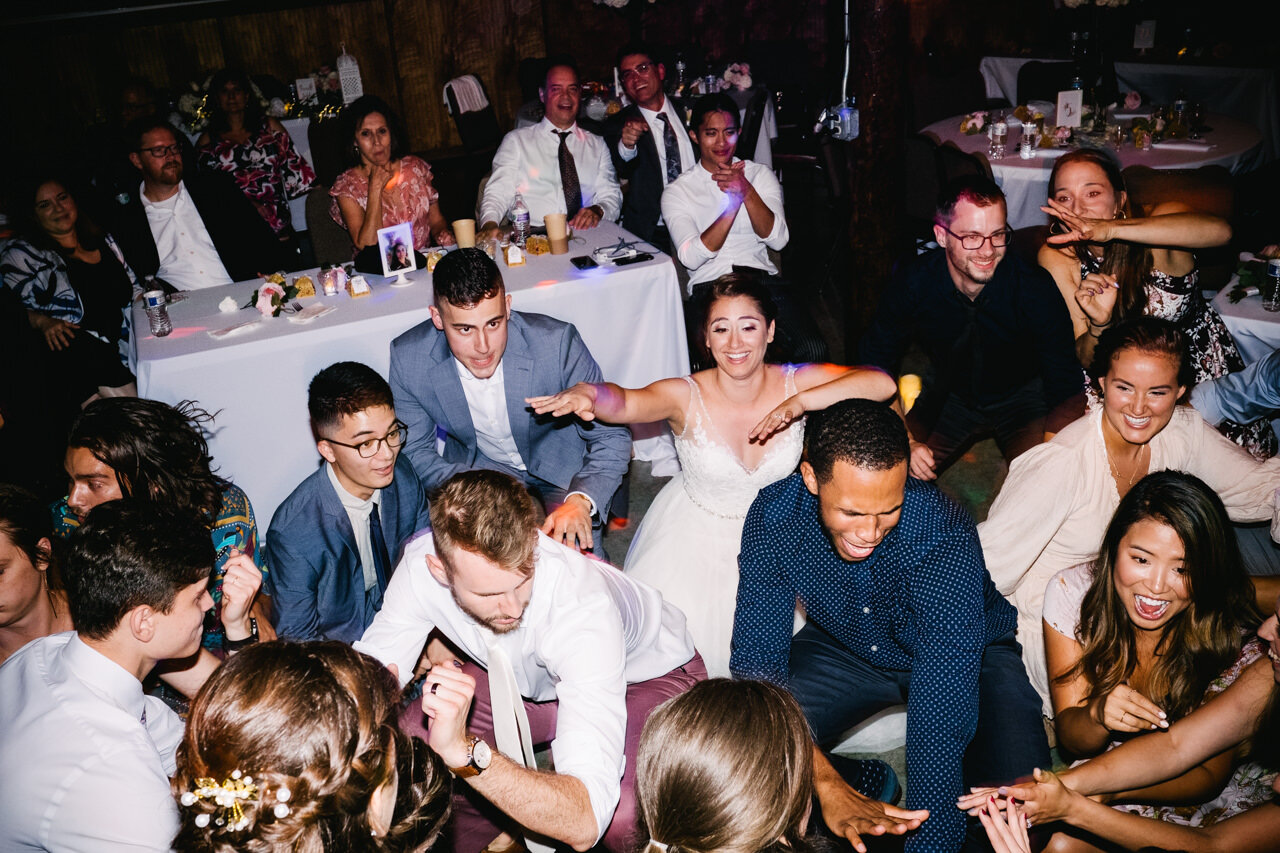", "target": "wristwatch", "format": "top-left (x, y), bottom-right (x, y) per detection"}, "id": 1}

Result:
top-left (450, 734), bottom-right (492, 778)
top-left (223, 617), bottom-right (259, 652)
